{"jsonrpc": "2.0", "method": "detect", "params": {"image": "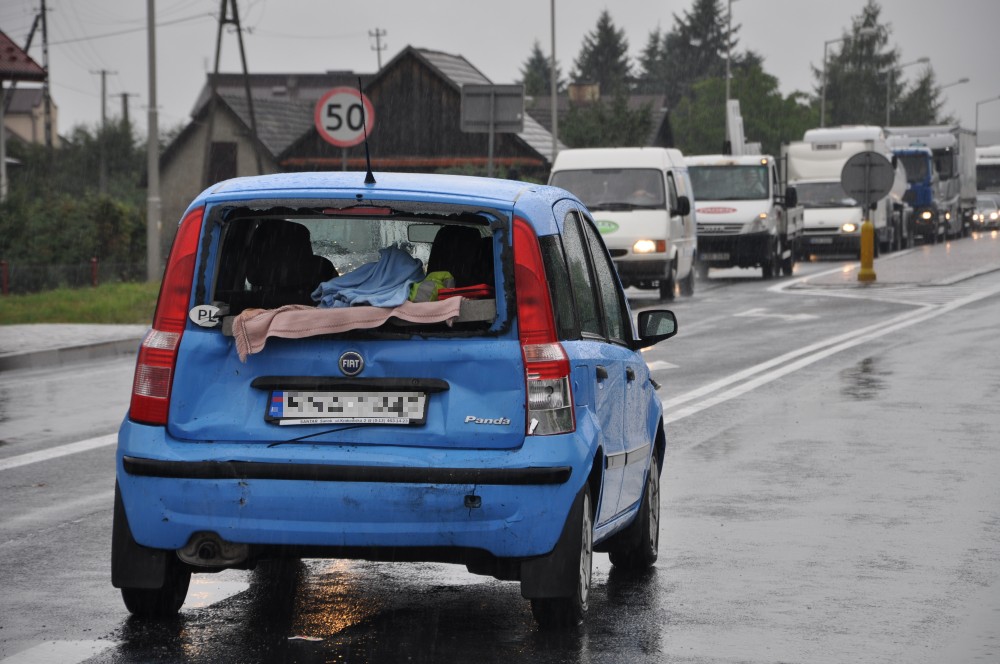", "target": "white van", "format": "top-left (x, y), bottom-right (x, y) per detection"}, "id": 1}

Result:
top-left (549, 147), bottom-right (697, 300)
